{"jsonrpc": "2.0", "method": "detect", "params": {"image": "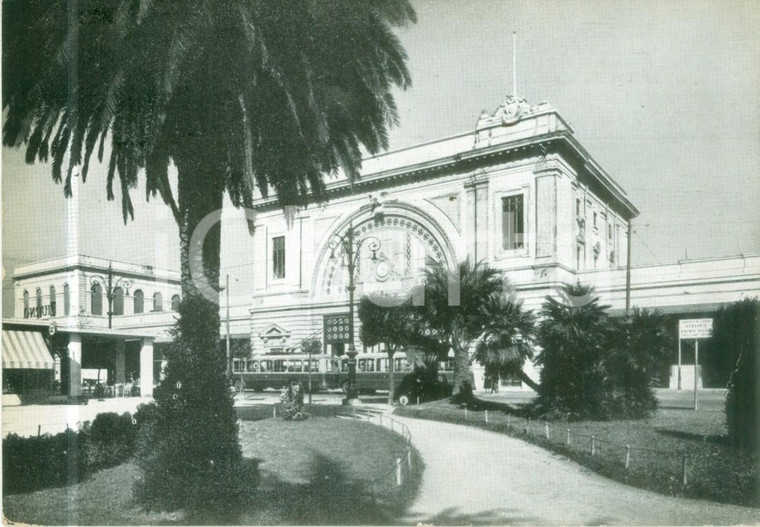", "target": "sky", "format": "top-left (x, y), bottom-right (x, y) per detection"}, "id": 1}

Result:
top-left (3, 0), bottom-right (760, 315)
